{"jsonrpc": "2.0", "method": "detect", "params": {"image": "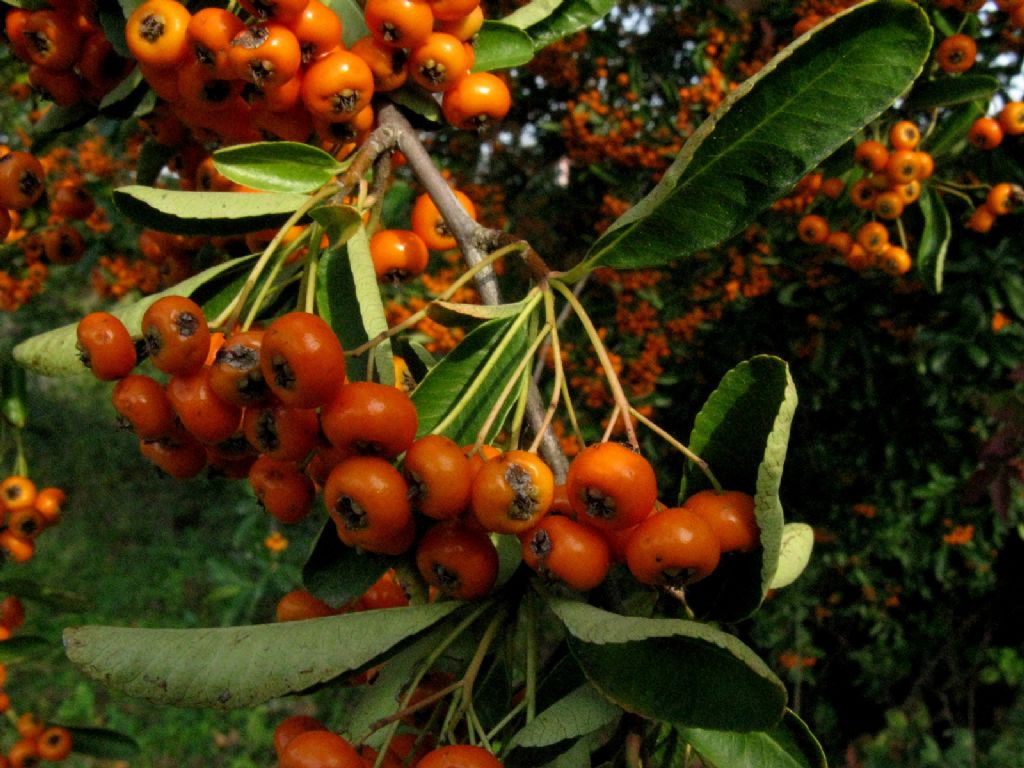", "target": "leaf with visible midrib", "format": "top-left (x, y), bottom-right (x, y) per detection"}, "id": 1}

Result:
top-left (678, 356), bottom-right (798, 621)
top-left (213, 142), bottom-right (344, 194)
top-left (575, 0), bottom-right (932, 274)
top-left (917, 186), bottom-right (950, 294)
top-left (546, 598), bottom-right (787, 732)
top-left (679, 709), bottom-right (828, 768)
top-left (64, 602), bottom-right (460, 709)
top-left (12, 255), bottom-right (255, 377)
